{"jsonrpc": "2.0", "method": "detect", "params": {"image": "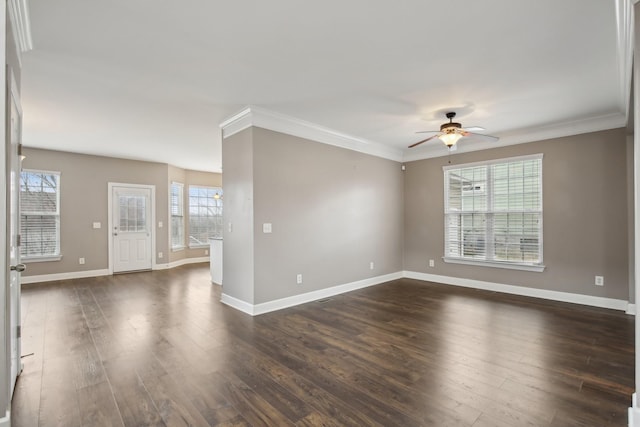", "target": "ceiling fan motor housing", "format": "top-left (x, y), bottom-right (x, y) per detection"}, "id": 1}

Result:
top-left (441, 122), bottom-right (462, 133)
